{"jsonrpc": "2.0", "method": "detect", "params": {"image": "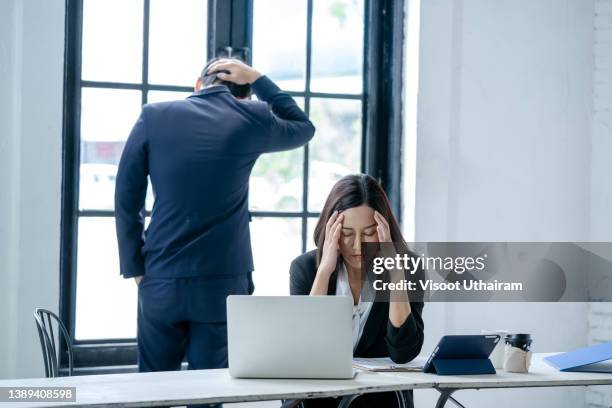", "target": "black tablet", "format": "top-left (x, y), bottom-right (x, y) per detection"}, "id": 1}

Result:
top-left (423, 334), bottom-right (501, 375)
